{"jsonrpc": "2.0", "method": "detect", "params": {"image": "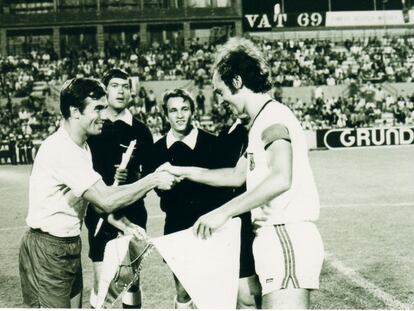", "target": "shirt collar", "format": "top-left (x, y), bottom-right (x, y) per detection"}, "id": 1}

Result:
top-left (102, 108), bottom-right (133, 126)
top-left (166, 127), bottom-right (198, 150)
top-left (58, 126), bottom-right (89, 151)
